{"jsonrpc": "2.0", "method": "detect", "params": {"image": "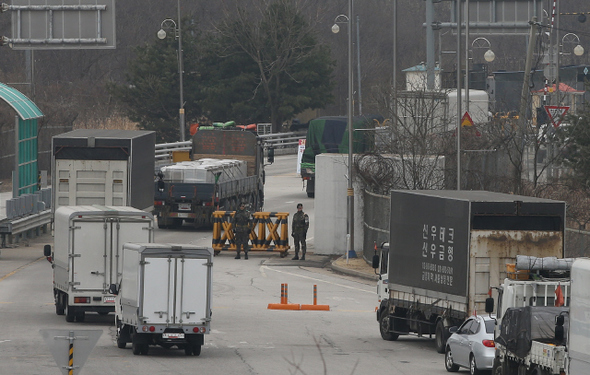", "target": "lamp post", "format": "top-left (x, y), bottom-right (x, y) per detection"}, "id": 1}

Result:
top-left (471, 37), bottom-right (495, 64)
top-left (332, 8), bottom-right (356, 259)
top-left (157, 2), bottom-right (185, 141)
top-left (561, 33), bottom-right (584, 57)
